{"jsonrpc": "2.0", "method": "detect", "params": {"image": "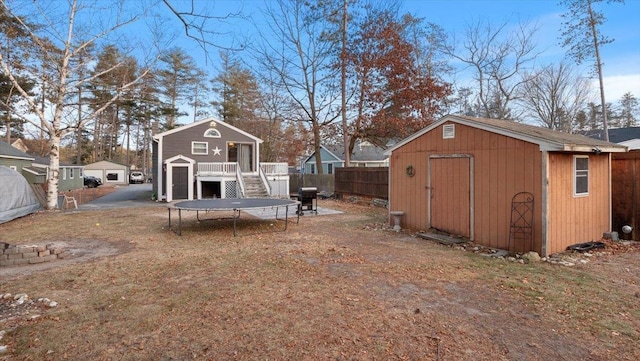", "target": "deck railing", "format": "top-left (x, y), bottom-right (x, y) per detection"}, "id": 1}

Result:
top-left (197, 162), bottom-right (238, 176)
top-left (260, 162), bottom-right (289, 175)
top-left (198, 162), bottom-right (289, 176)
